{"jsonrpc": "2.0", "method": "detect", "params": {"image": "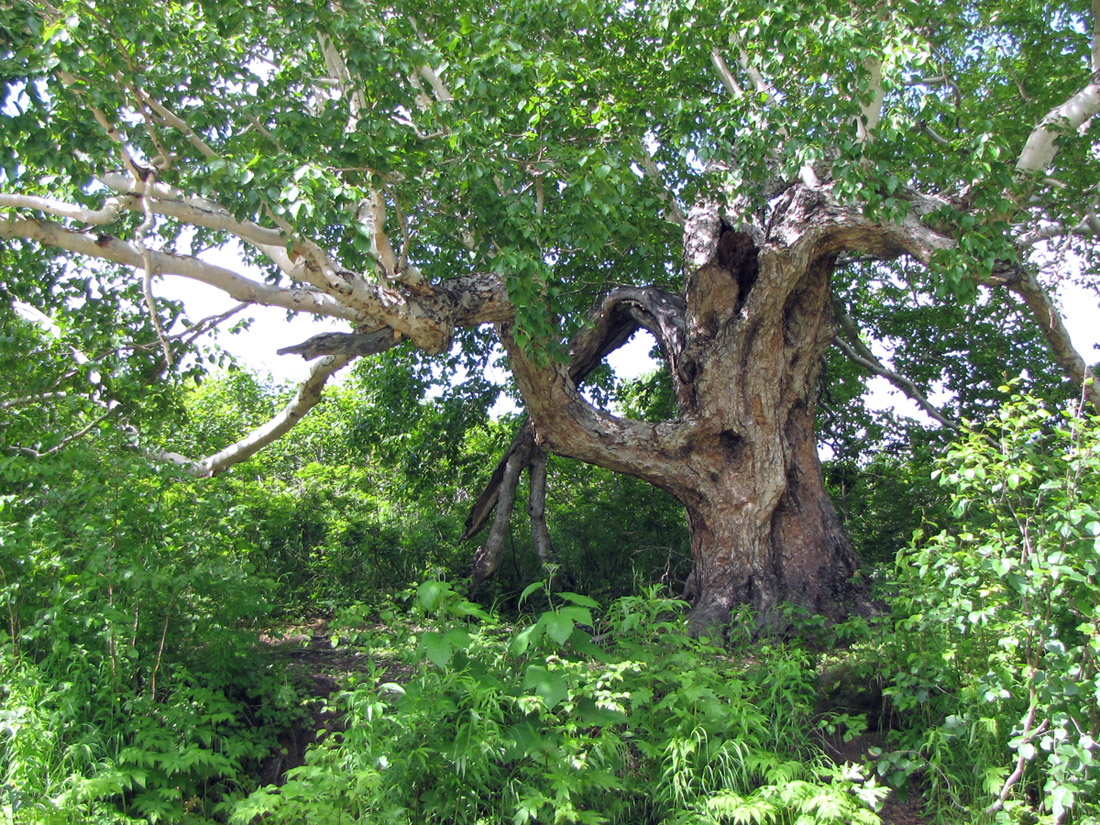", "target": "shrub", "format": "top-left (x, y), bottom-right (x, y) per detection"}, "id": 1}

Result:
top-left (886, 391), bottom-right (1100, 823)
